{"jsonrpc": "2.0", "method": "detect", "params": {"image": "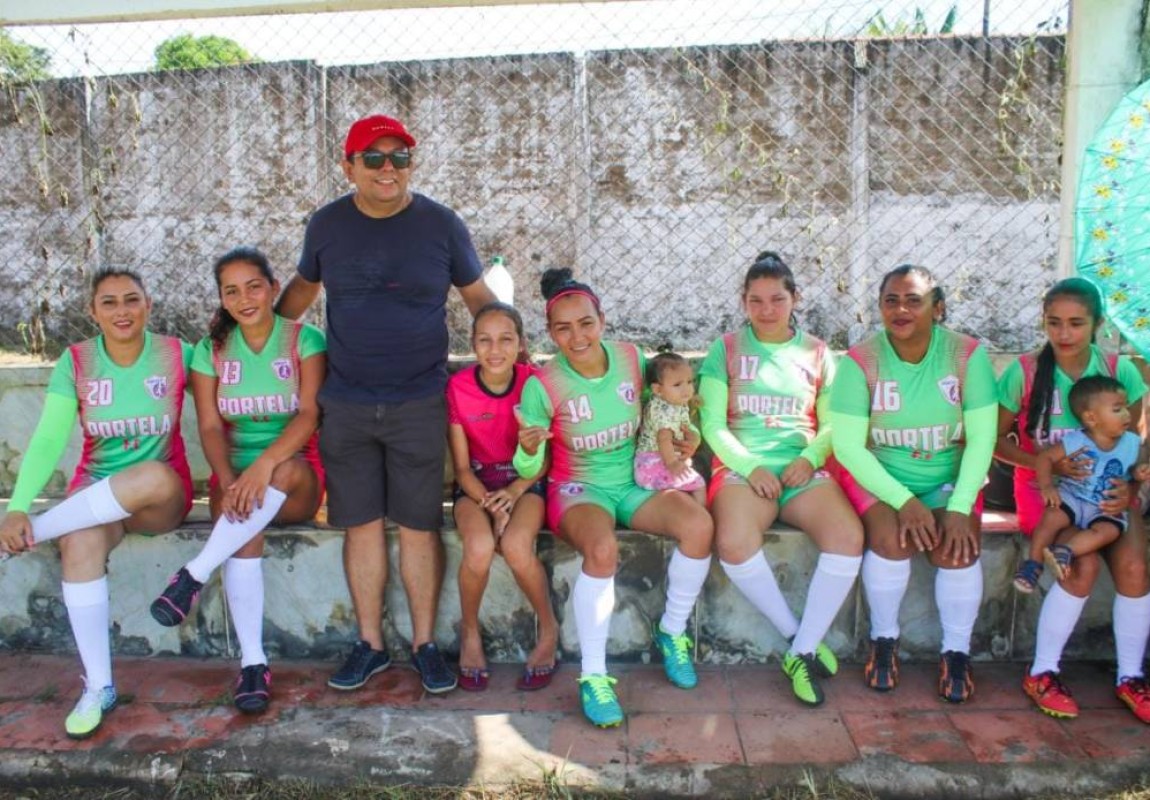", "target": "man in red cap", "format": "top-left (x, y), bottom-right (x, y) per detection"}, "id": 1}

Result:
top-left (279, 114), bottom-right (495, 695)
